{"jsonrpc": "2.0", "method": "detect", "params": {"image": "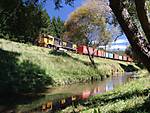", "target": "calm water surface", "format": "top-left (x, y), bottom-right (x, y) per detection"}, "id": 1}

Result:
top-left (0, 73), bottom-right (134, 113)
